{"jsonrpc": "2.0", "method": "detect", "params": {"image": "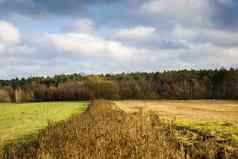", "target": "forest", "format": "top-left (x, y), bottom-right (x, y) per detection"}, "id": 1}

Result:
top-left (0, 68), bottom-right (238, 103)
